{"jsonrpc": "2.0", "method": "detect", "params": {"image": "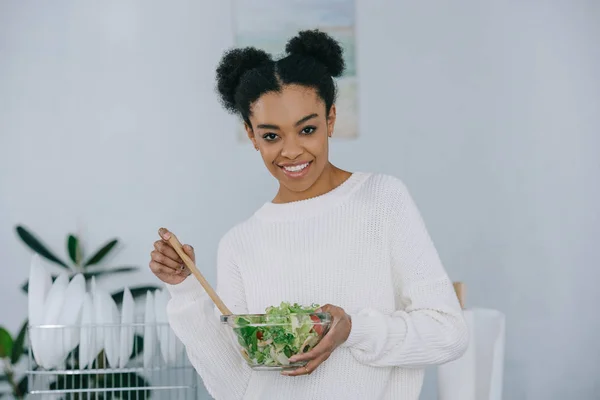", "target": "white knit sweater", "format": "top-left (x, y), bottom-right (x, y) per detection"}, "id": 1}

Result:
top-left (166, 172), bottom-right (468, 400)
